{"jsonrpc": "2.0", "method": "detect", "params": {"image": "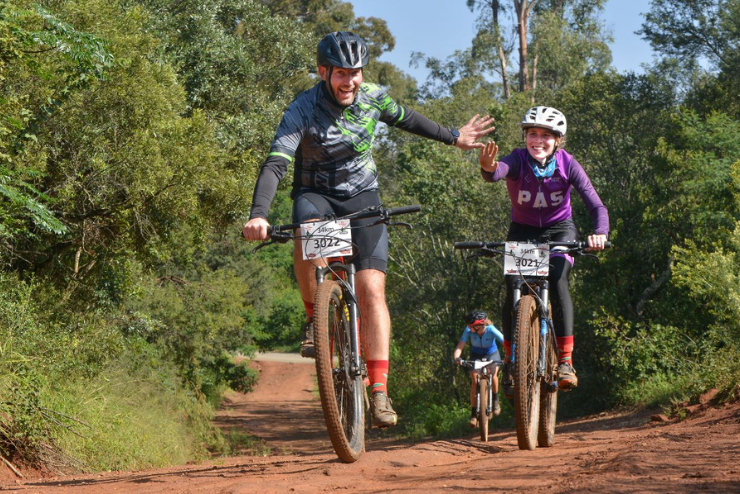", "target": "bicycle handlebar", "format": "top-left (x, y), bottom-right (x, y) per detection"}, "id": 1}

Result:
top-left (453, 240), bottom-right (611, 251)
top-left (269, 204), bottom-right (421, 235)
top-left (252, 204), bottom-right (422, 252)
top-left (456, 358), bottom-right (503, 371)
top-left (454, 241), bottom-right (505, 250)
top-left (386, 204), bottom-right (422, 217)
